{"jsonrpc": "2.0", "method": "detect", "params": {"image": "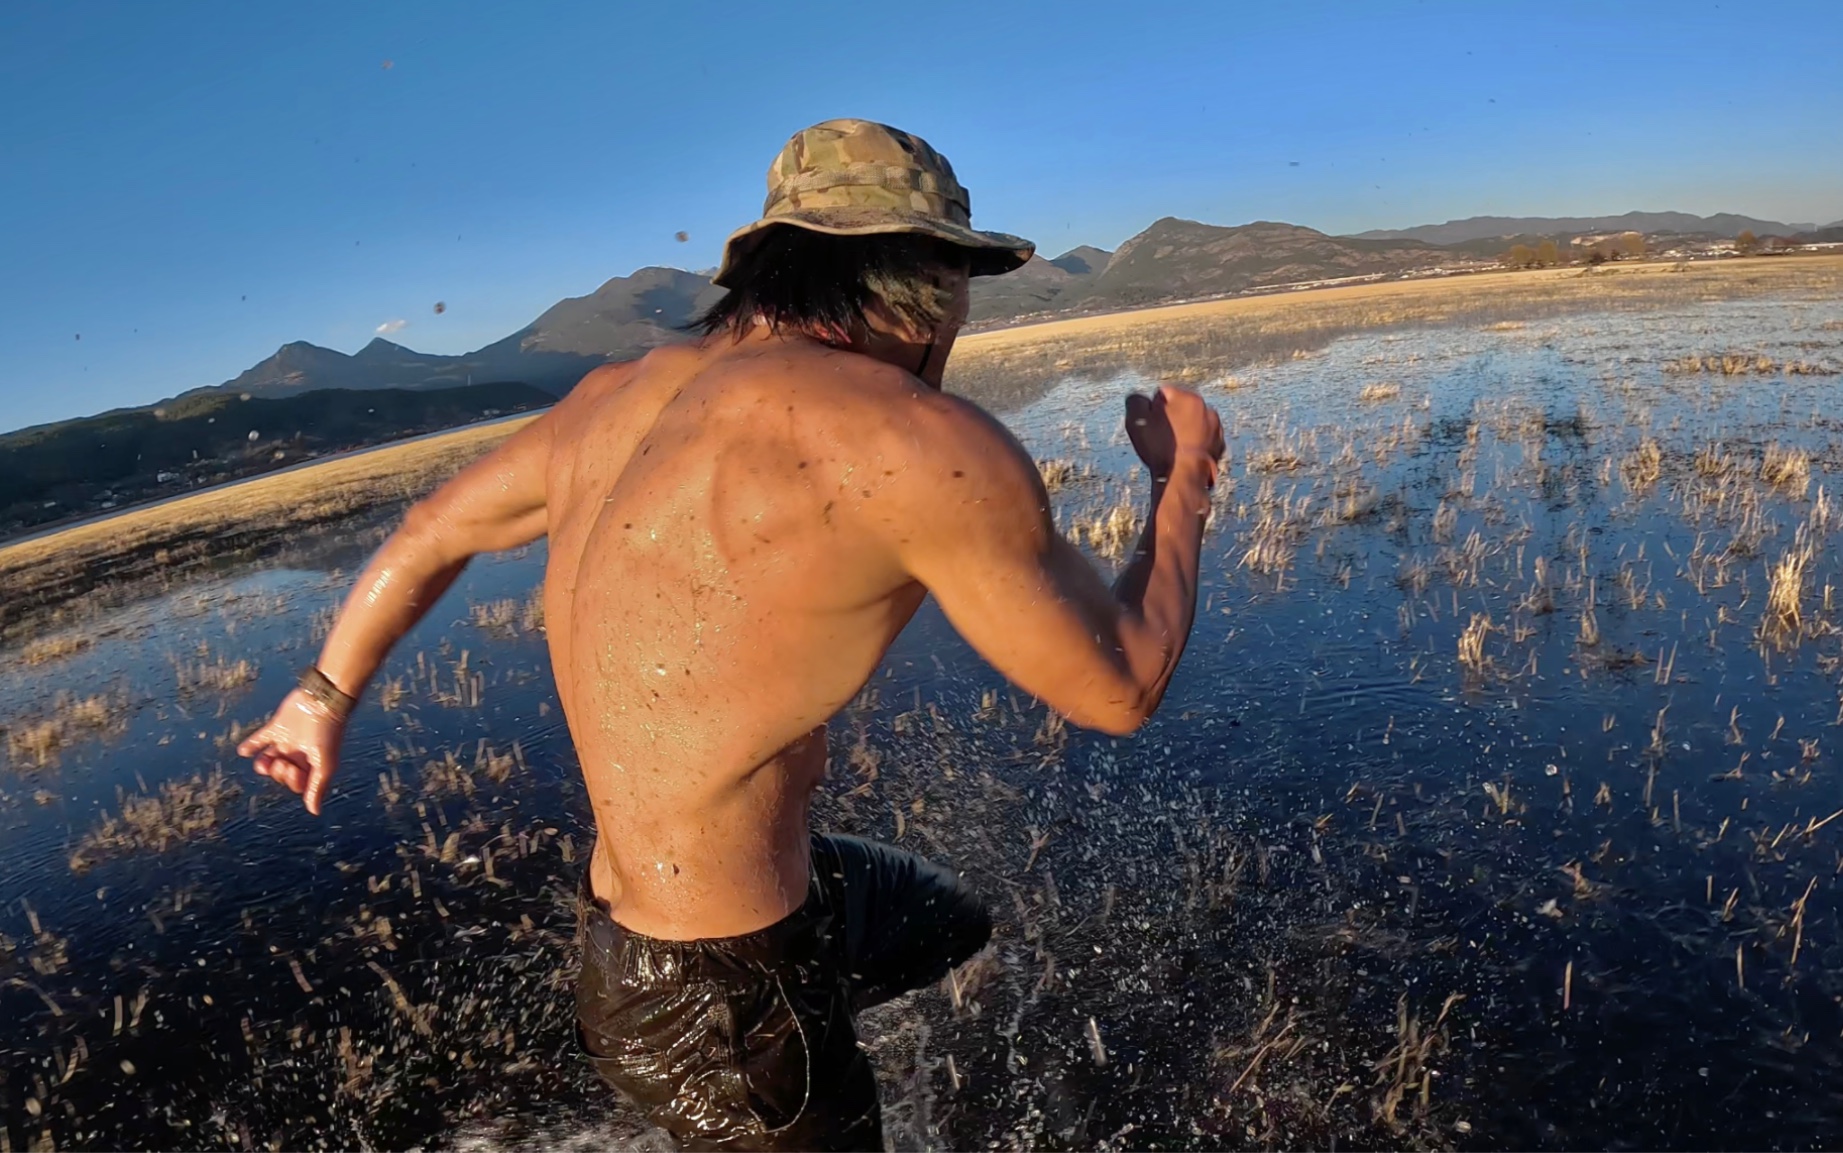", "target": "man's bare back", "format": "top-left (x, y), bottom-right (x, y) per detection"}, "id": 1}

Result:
top-left (549, 333), bottom-right (960, 938)
top-left (543, 324), bottom-right (1224, 939)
